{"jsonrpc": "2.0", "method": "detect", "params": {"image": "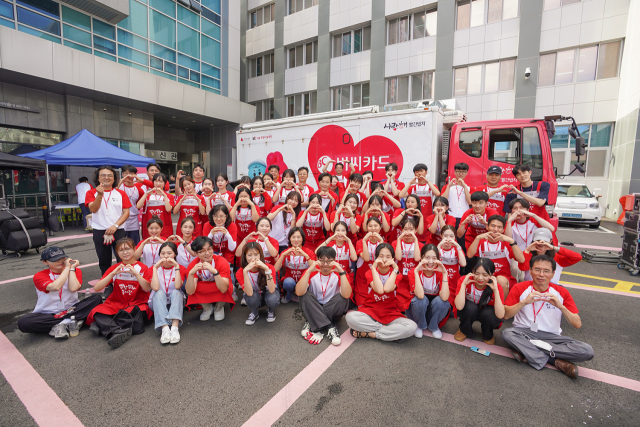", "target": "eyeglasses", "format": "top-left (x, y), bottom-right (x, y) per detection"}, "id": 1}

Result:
top-left (197, 247), bottom-right (214, 255)
top-left (318, 259), bottom-right (333, 265)
top-left (532, 268), bottom-right (553, 274)
top-left (212, 215), bottom-right (227, 220)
